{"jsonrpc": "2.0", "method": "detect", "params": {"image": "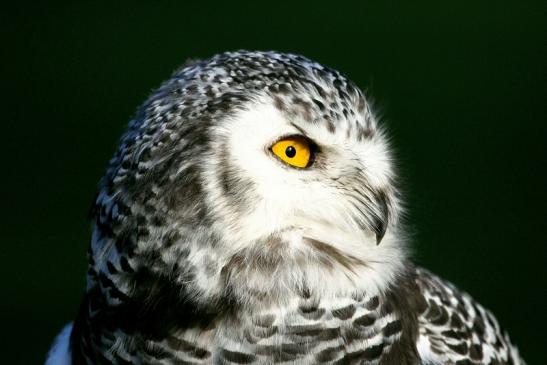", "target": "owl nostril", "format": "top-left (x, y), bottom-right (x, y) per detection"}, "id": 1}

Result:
top-left (285, 146), bottom-right (296, 158)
